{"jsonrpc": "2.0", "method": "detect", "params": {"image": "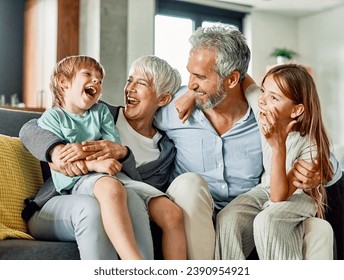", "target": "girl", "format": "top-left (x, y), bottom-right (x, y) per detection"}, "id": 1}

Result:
top-left (215, 64), bottom-right (333, 259)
